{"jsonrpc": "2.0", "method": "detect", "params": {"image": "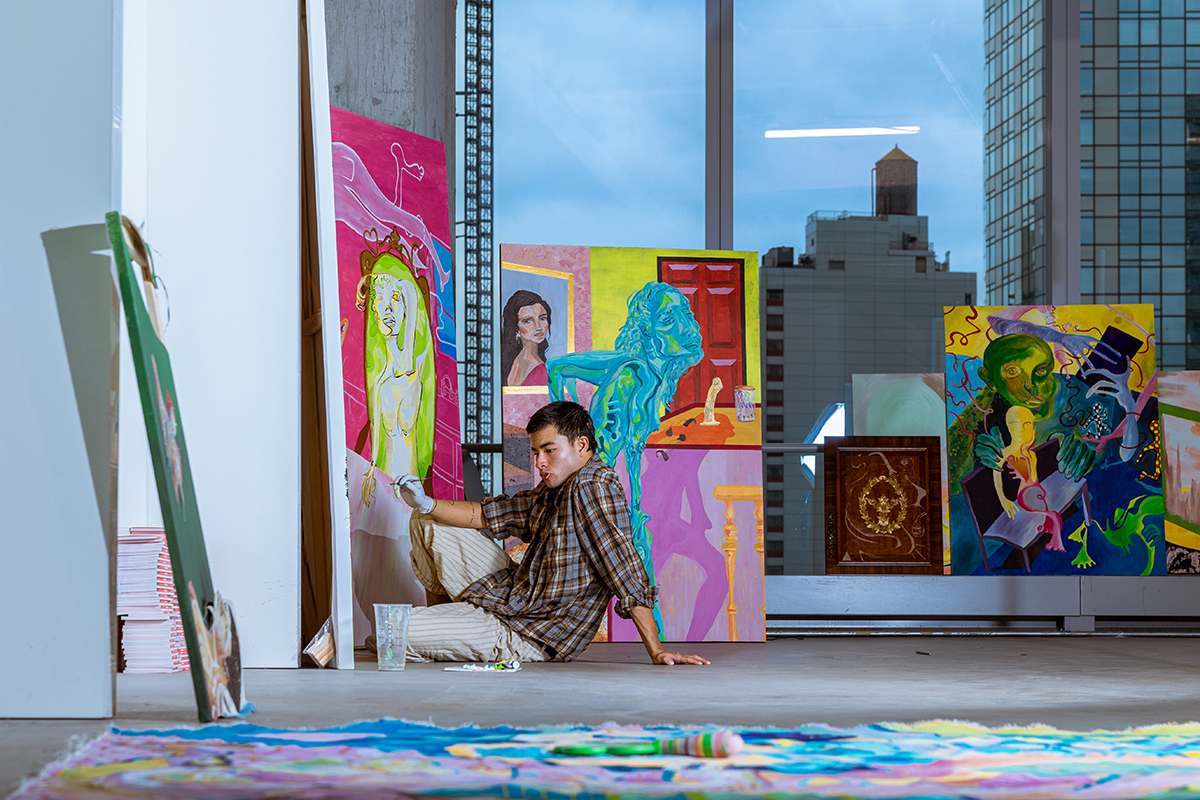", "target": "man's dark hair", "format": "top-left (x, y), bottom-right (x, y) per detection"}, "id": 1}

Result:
top-left (527, 401), bottom-right (597, 453)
